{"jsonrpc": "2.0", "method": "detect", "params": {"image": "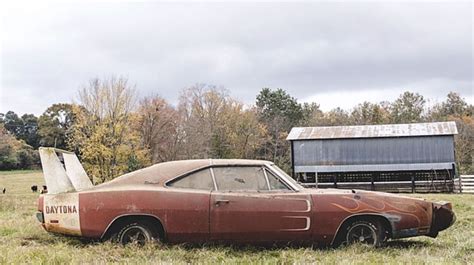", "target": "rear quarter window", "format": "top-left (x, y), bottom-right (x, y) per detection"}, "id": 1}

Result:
top-left (167, 168), bottom-right (214, 191)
